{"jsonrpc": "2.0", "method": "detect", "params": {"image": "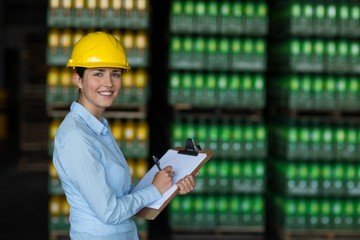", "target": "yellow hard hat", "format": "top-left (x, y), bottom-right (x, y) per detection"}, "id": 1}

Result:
top-left (66, 31), bottom-right (131, 70)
